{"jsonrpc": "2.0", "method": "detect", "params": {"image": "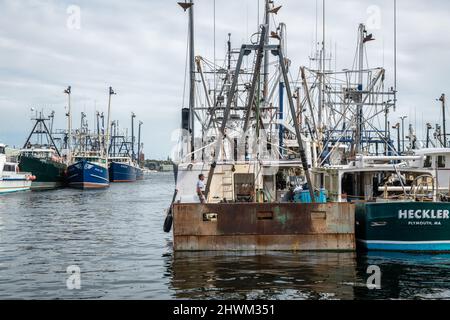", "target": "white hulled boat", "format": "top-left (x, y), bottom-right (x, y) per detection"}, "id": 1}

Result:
top-left (0, 144), bottom-right (33, 195)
